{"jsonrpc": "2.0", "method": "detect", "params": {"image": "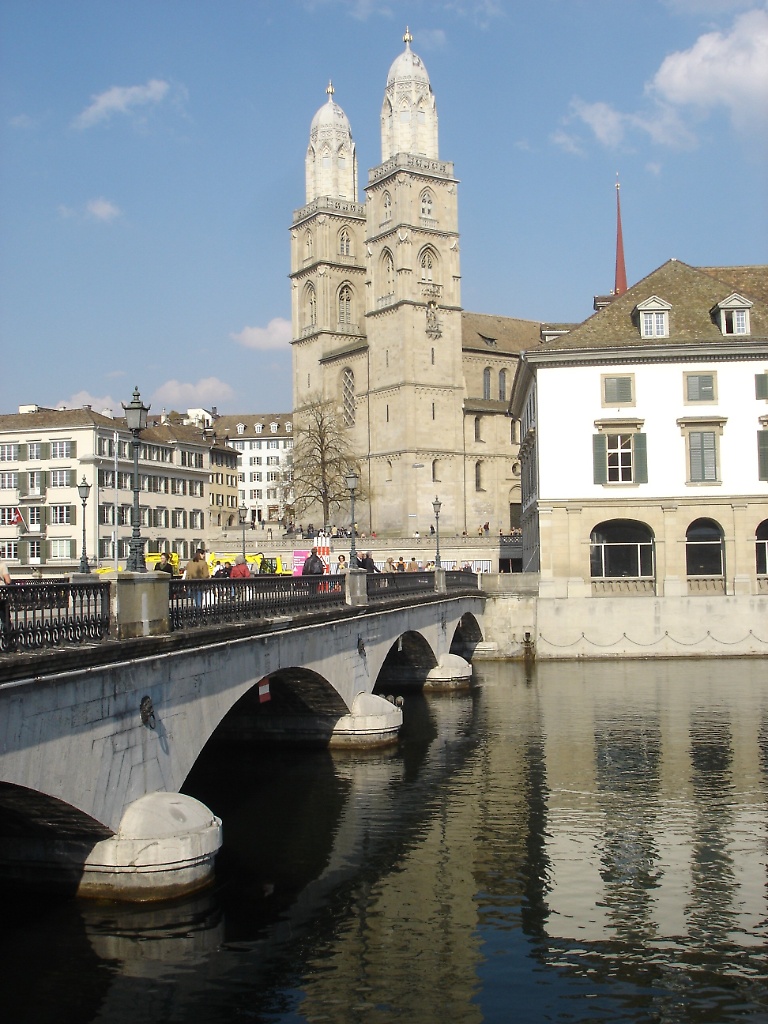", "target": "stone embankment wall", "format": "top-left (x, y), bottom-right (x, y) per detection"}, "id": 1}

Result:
top-left (478, 575), bottom-right (768, 660)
